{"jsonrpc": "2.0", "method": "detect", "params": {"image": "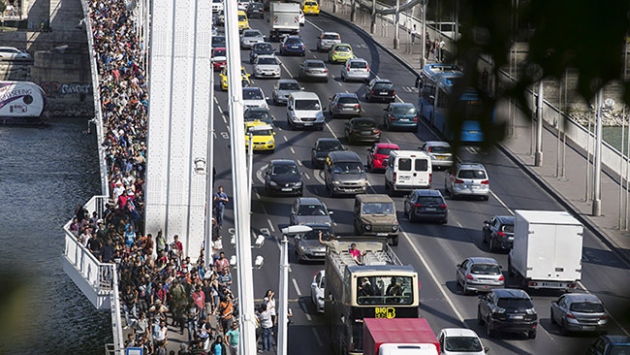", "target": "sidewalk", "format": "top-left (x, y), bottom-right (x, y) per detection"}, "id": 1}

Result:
top-left (320, 1), bottom-right (630, 264)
